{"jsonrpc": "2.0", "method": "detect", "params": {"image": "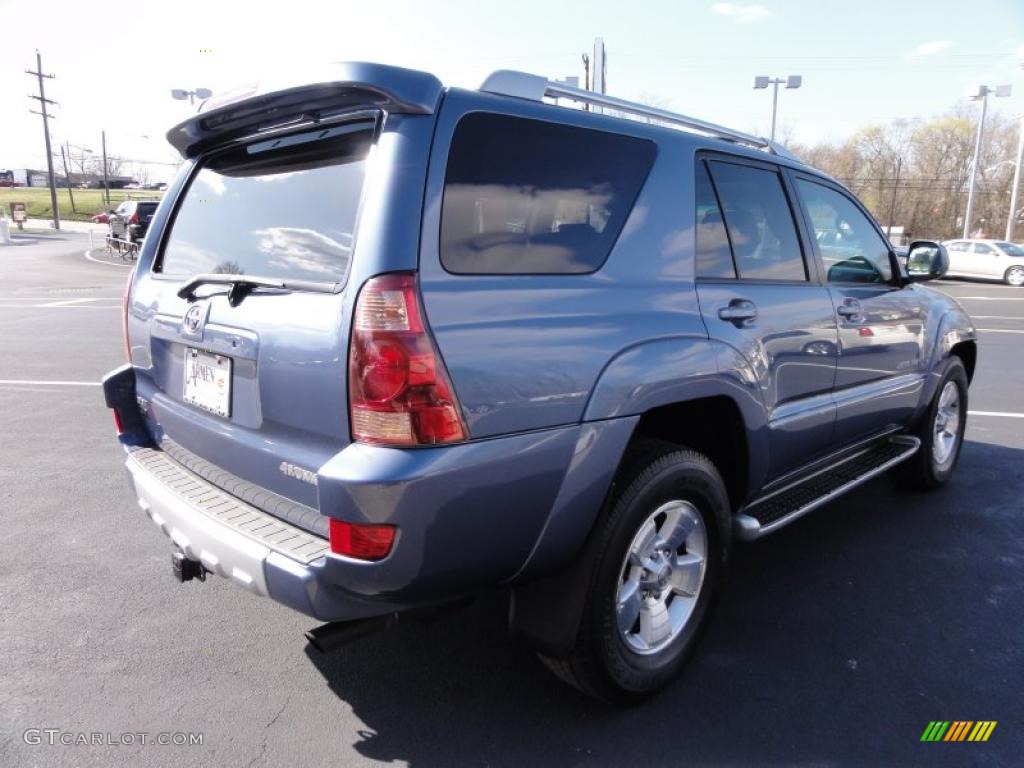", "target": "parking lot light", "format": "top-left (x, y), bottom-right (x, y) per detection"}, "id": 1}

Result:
top-left (171, 88), bottom-right (213, 106)
top-left (754, 75), bottom-right (802, 142)
top-left (963, 84), bottom-right (1012, 239)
